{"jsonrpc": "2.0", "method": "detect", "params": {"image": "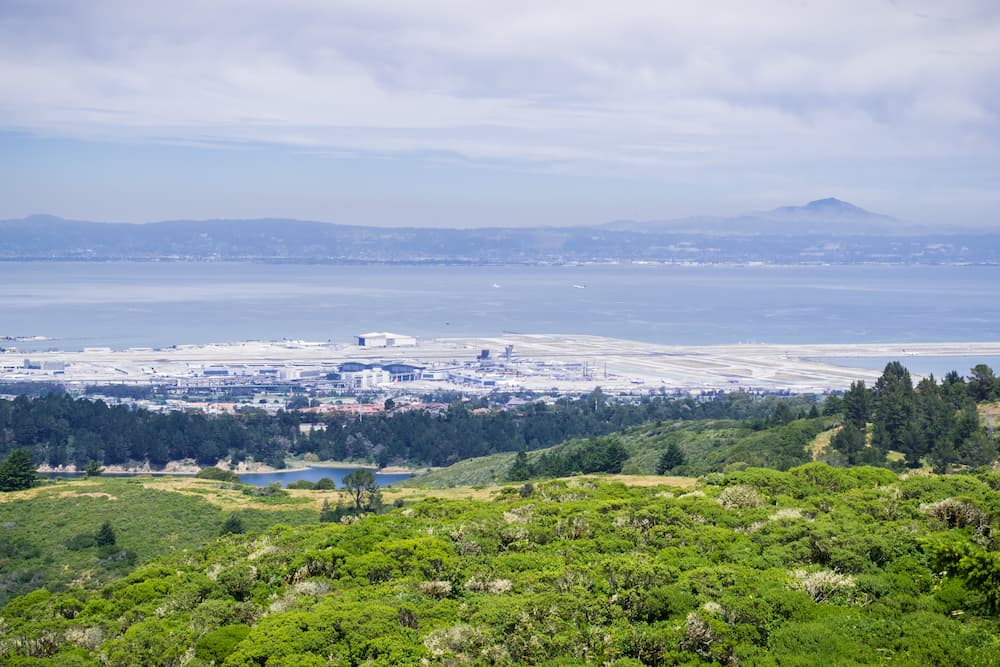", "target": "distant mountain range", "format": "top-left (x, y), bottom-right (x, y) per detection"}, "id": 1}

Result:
top-left (1, 200), bottom-right (996, 265)
top-left (606, 197), bottom-right (913, 236)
